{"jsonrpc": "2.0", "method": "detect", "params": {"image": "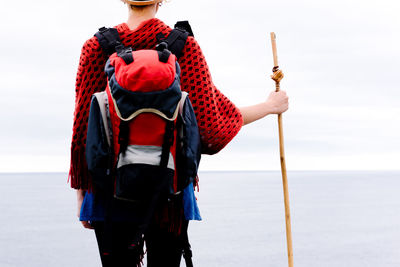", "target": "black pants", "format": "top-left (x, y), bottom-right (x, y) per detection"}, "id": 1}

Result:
top-left (93, 221), bottom-right (184, 267)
